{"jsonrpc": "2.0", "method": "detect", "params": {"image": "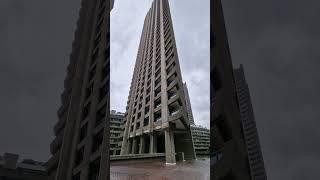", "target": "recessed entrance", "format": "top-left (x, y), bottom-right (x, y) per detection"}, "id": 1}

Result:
top-left (157, 134), bottom-right (165, 153)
